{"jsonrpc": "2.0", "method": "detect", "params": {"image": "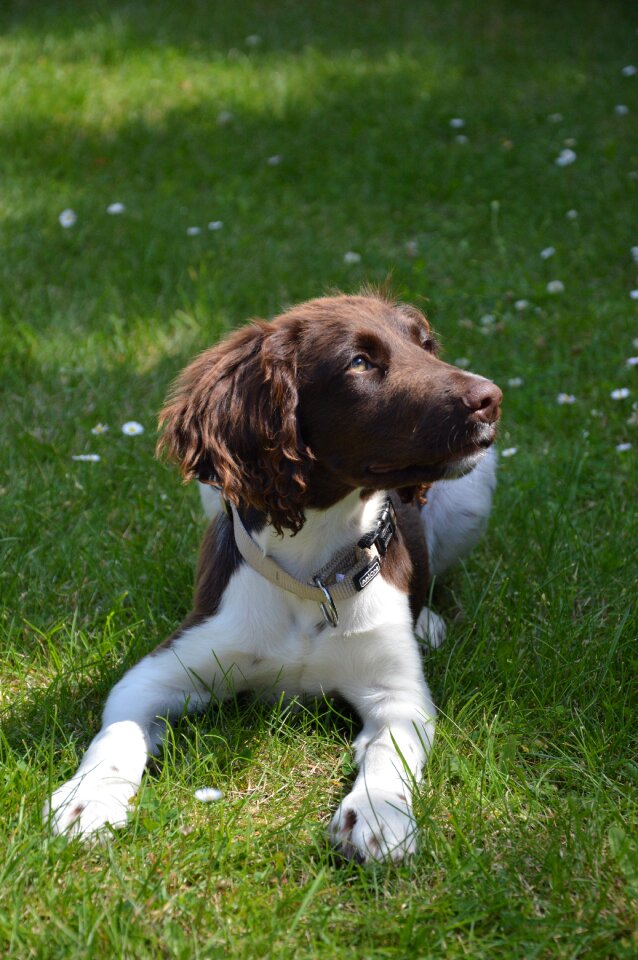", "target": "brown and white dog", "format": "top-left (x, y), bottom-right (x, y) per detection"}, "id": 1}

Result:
top-left (45, 293), bottom-right (502, 862)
